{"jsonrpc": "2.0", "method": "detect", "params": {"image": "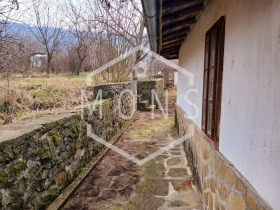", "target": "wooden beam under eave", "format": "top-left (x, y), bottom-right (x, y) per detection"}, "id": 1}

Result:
top-left (161, 46), bottom-right (180, 52)
top-left (161, 47), bottom-right (181, 55)
top-left (162, 16), bottom-right (196, 28)
top-left (161, 53), bottom-right (179, 59)
top-left (161, 46), bottom-right (179, 53)
top-left (162, 20), bottom-right (196, 37)
top-left (161, 51), bottom-right (178, 57)
top-left (162, 43), bottom-right (181, 50)
top-left (163, 55), bottom-right (179, 60)
top-left (162, 42), bottom-right (182, 50)
top-left (160, 51), bottom-right (179, 56)
top-left (163, 27), bottom-right (190, 38)
top-left (161, 52), bottom-right (178, 56)
top-left (162, 3), bottom-right (204, 26)
top-left (162, 23), bottom-right (195, 36)
top-left (162, 39), bottom-right (184, 48)
top-left (162, 37), bottom-right (186, 46)
top-left (162, 51), bottom-right (179, 55)
top-left (162, 23), bottom-right (192, 37)
top-left (163, 34), bottom-right (186, 43)
top-left (158, 0), bottom-right (163, 53)
top-left (162, 0), bottom-right (203, 16)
